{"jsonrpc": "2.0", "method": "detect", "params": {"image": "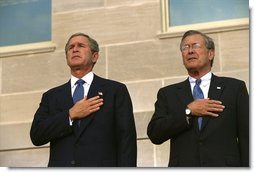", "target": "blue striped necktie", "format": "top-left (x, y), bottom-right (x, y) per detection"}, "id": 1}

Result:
top-left (193, 79), bottom-right (204, 130)
top-left (73, 79), bottom-right (85, 128)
